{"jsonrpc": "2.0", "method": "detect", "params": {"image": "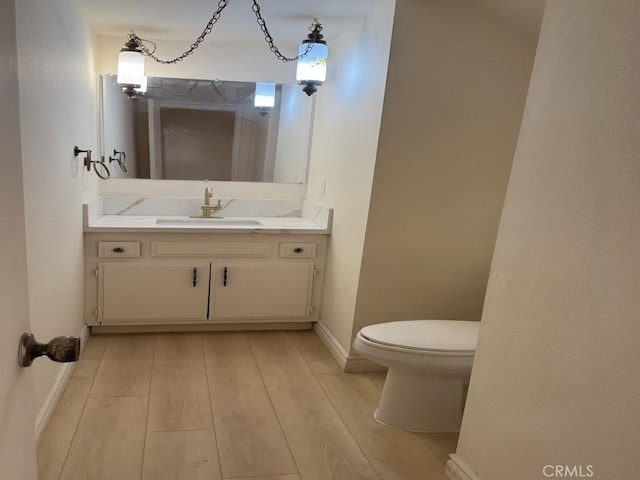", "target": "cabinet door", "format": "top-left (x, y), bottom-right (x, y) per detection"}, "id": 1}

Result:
top-left (211, 263), bottom-right (314, 319)
top-left (99, 263), bottom-right (210, 323)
